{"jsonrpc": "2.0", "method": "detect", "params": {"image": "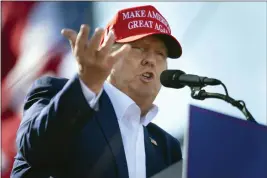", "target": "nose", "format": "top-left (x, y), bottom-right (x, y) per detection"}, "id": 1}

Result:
top-left (141, 52), bottom-right (156, 67)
